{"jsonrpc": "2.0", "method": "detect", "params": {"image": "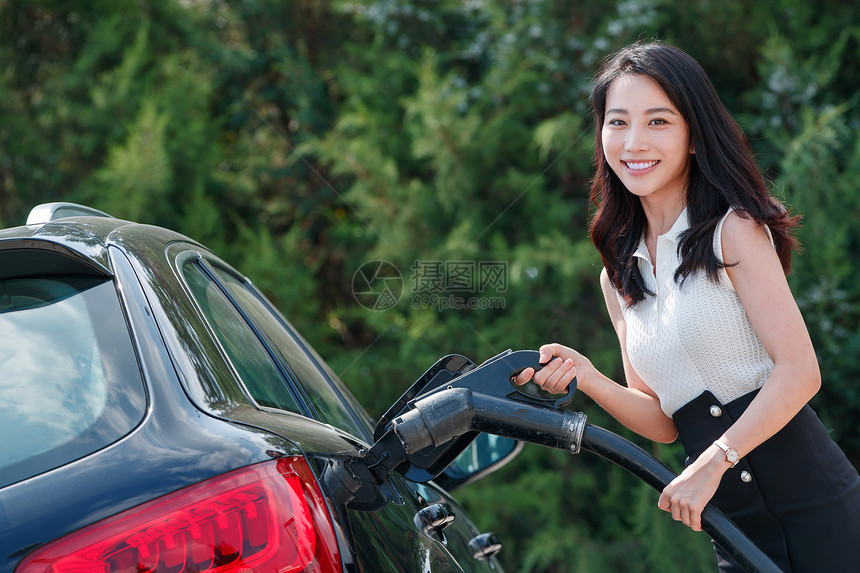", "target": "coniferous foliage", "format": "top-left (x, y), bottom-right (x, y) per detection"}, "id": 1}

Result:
top-left (2, 1), bottom-right (859, 570)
